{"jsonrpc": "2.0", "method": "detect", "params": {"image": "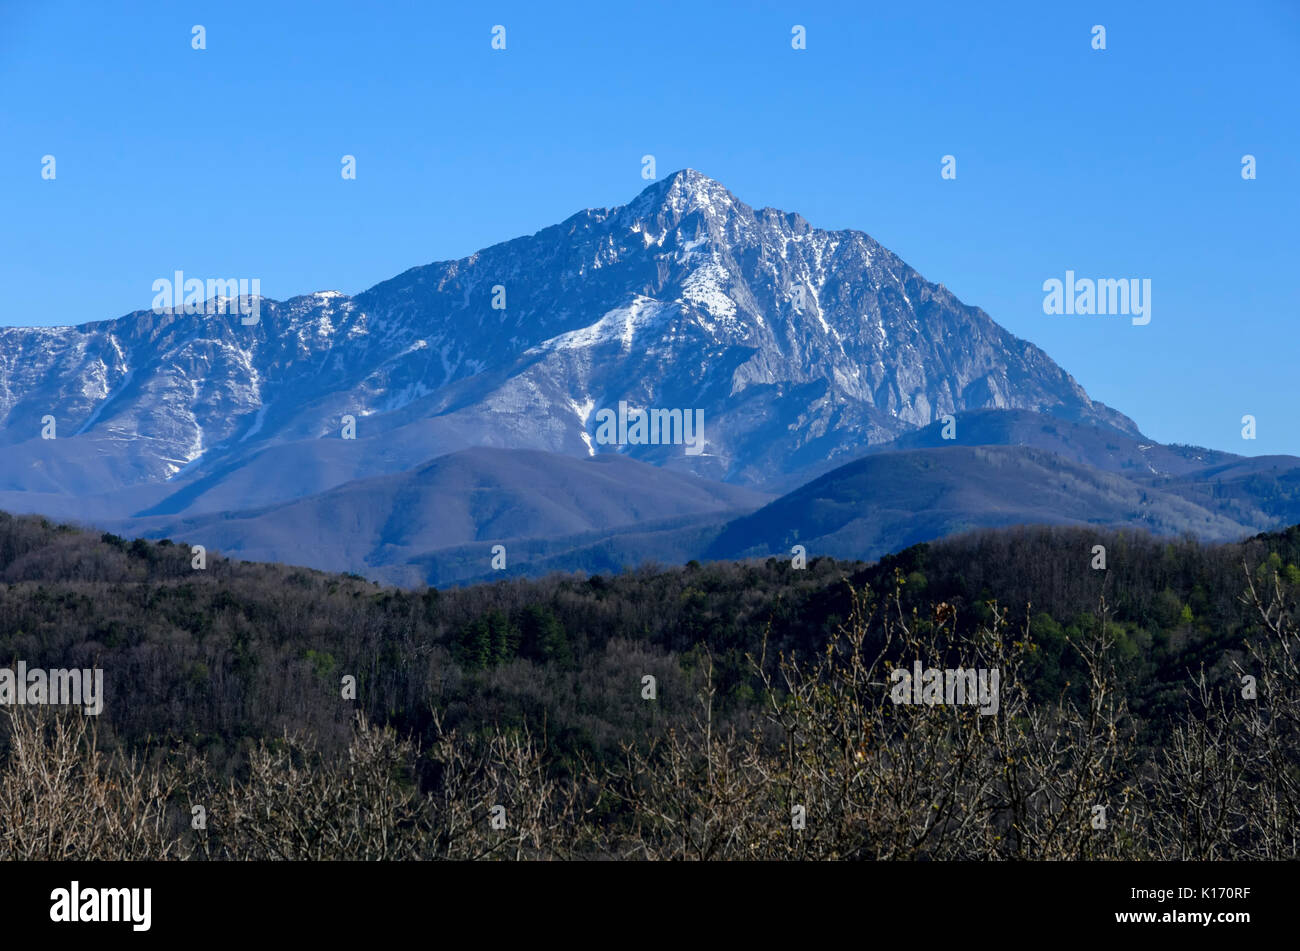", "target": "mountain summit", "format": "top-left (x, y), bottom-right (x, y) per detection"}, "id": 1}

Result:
top-left (0, 171), bottom-right (1135, 510)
